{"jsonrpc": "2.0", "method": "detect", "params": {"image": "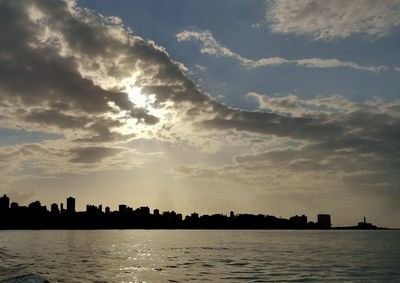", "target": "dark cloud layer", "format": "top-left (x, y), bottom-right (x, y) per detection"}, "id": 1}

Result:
top-left (0, 0), bottom-right (159, 137)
